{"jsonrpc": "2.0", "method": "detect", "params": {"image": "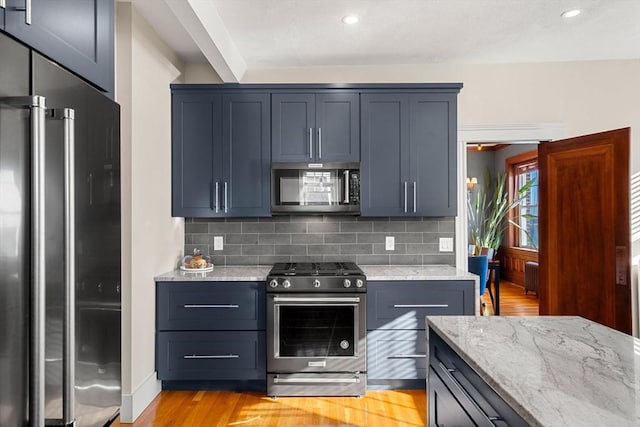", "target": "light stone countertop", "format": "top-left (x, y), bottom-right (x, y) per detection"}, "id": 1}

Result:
top-left (427, 316), bottom-right (640, 427)
top-left (156, 264), bottom-right (478, 282)
top-left (360, 264), bottom-right (476, 281)
top-left (155, 266), bottom-right (272, 282)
